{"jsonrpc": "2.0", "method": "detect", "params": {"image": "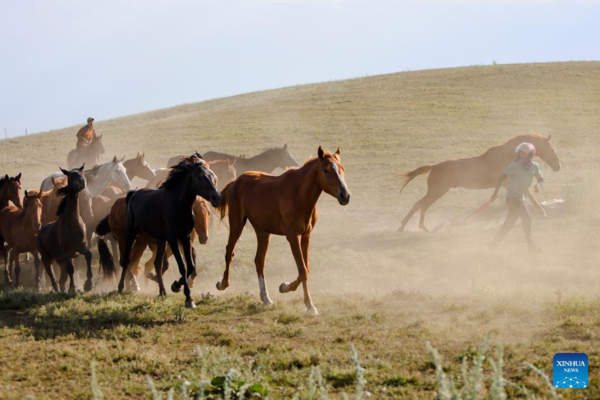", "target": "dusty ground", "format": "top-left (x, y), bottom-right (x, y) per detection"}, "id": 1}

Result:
top-left (0, 61), bottom-right (599, 398)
